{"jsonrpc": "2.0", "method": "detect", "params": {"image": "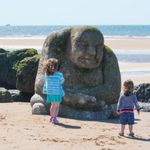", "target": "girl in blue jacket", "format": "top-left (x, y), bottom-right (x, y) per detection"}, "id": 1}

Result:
top-left (43, 58), bottom-right (65, 124)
